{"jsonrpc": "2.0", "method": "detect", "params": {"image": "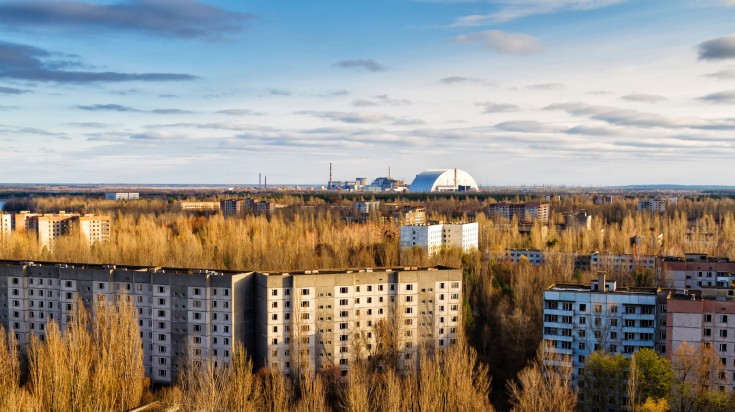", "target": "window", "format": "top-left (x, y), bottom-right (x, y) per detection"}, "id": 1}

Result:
top-left (340, 287), bottom-right (348, 294)
top-left (722, 315), bottom-right (729, 324)
top-left (301, 289), bottom-right (310, 296)
top-left (271, 289), bottom-right (278, 296)
top-left (720, 329), bottom-right (728, 338)
top-left (705, 314), bottom-right (713, 322)
top-left (720, 343), bottom-right (728, 352)
top-left (339, 299), bottom-right (348, 306)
